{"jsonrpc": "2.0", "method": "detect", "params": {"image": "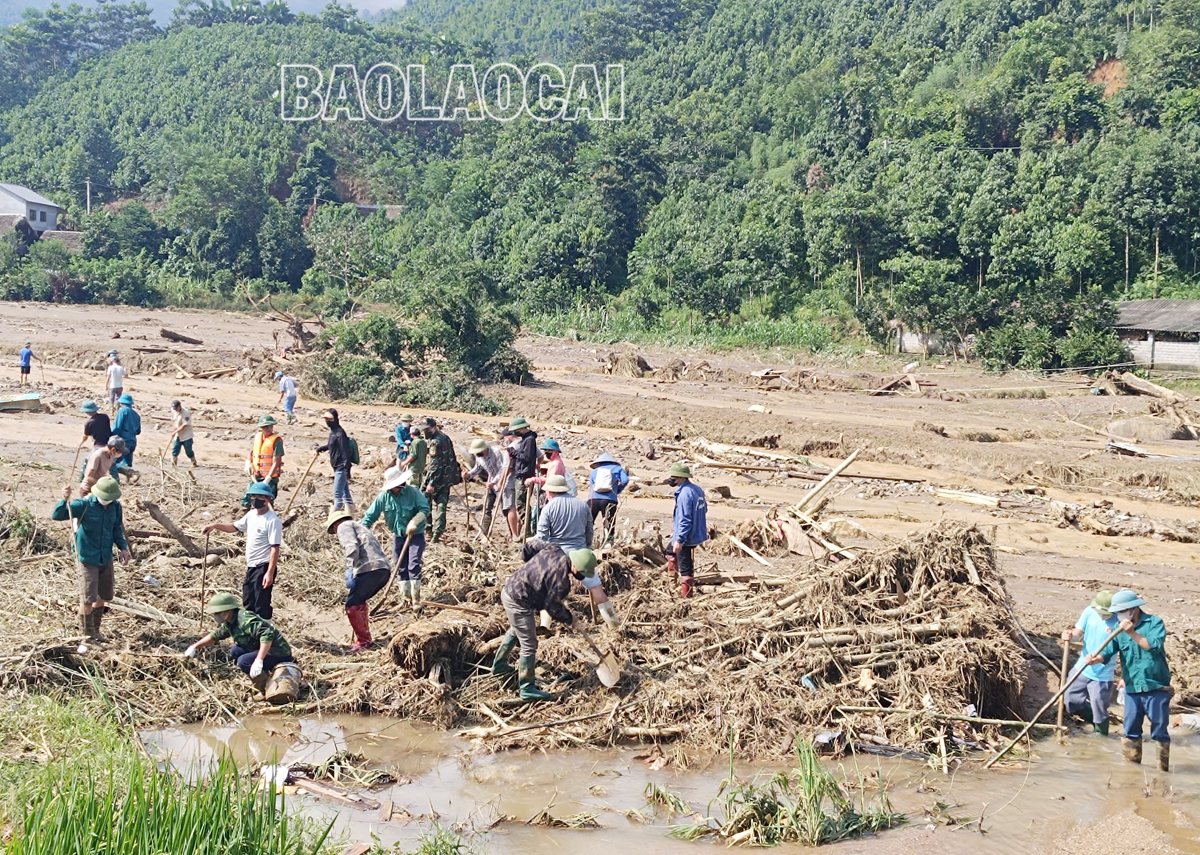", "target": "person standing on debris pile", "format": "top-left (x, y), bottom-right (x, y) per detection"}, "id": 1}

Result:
top-left (315, 408), bottom-right (354, 511)
top-left (327, 509), bottom-right (390, 651)
top-left (668, 463), bottom-right (708, 598)
top-left (420, 417), bottom-right (462, 544)
top-left (531, 474), bottom-right (592, 553)
top-left (204, 482), bottom-right (283, 619)
top-left (105, 355), bottom-right (126, 411)
top-left (587, 452), bottom-right (628, 546)
top-left (185, 592), bottom-right (294, 689)
top-left (493, 541), bottom-right (599, 700)
top-left (80, 400), bottom-right (111, 448)
top-left (403, 416), bottom-right (428, 488)
top-left (362, 467), bottom-right (429, 610)
top-left (466, 438), bottom-right (507, 534)
top-left (1086, 589), bottom-right (1172, 771)
top-left (52, 476), bottom-right (130, 644)
top-left (1061, 591), bottom-right (1118, 735)
top-left (275, 372), bottom-right (298, 425)
top-left (18, 341), bottom-right (37, 385)
top-left (245, 414), bottom-right (284, 507)
top-left (112, 393), bottom-right (141, 470)
top-left (81, 437), bottom-right (129, 495)
top-left (508, 417), bottom-right (539, 538)
top-left (168, 400), bottom-right (197, 467)
top-left (394, 414), bottom-right (414, 464)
